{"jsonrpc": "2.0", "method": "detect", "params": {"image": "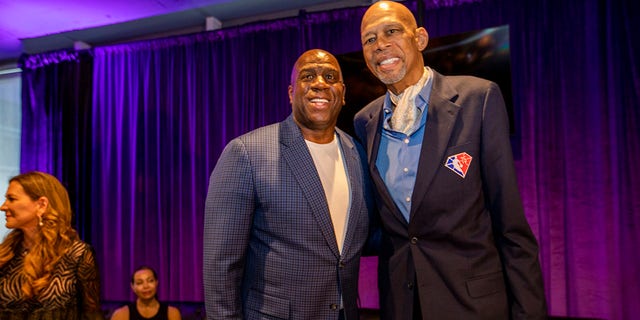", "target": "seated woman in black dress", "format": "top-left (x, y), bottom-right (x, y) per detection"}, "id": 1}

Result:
top-left (111, 266), bottom-right (181, 320)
